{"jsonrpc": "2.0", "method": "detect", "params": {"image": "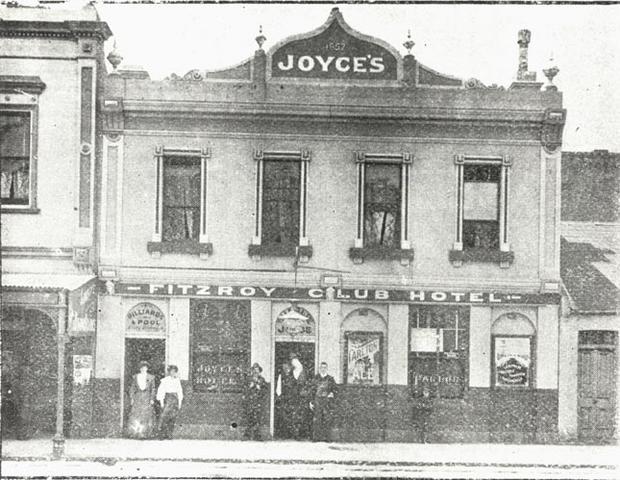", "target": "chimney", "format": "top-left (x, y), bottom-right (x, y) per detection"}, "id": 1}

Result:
top-left (510, 29), bottom-right (542, 90)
